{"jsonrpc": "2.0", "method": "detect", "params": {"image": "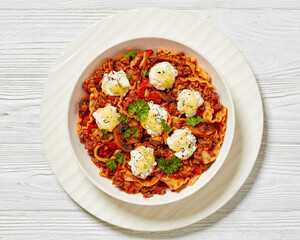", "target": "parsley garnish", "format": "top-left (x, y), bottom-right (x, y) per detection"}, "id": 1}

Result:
top-left (124, 50), bottom-right (136, 59)
top-left (128, 99), bottom-right (150, 121)
top-left (161, 119), bottom-right (173, 133)
top-left (142, 69), bottom-right (148, 77)
top-left (101, 129), bottom-right (109, 139)
top-left (124, 127), bottom-right (140, 138)
top-left (158, 157), bottom-right (182, 174)
top-left (186, 116), bottom-right (205, 127)
top-left (126, 74), bottom-right (131, 80)
top-left (114, 152), bottom-right (124, 164)
top-left (119, 114), bottom-right (130, 124)
top-left (106, 158), bottom-right (117, 171)
top-left (106, 152), bottom-right (124, 170)
top-left (133, 129), bottom-right (140, 138)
